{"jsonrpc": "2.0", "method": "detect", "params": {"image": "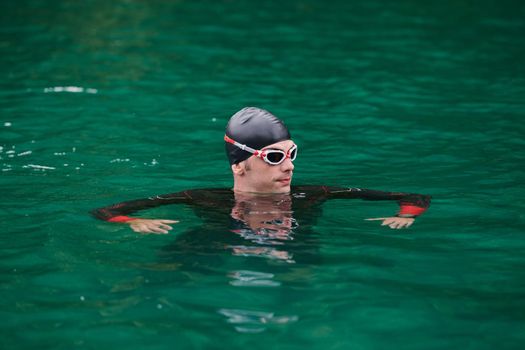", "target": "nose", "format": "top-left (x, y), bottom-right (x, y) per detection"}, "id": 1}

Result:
top-left (281, 157), bottom-right (294, 172)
